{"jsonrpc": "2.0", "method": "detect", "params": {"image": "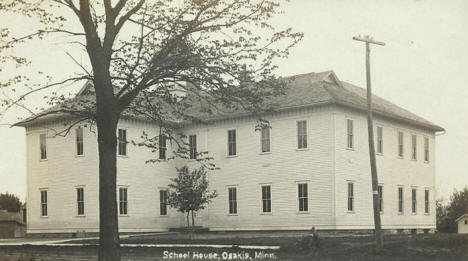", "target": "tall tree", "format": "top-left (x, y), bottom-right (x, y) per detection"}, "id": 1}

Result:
top-left (1, 1), bottom-right (302, 260)
top-left (437, 187), bottom-right (468, 232)
top-left (0, 192), bottom-right (22, 212)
